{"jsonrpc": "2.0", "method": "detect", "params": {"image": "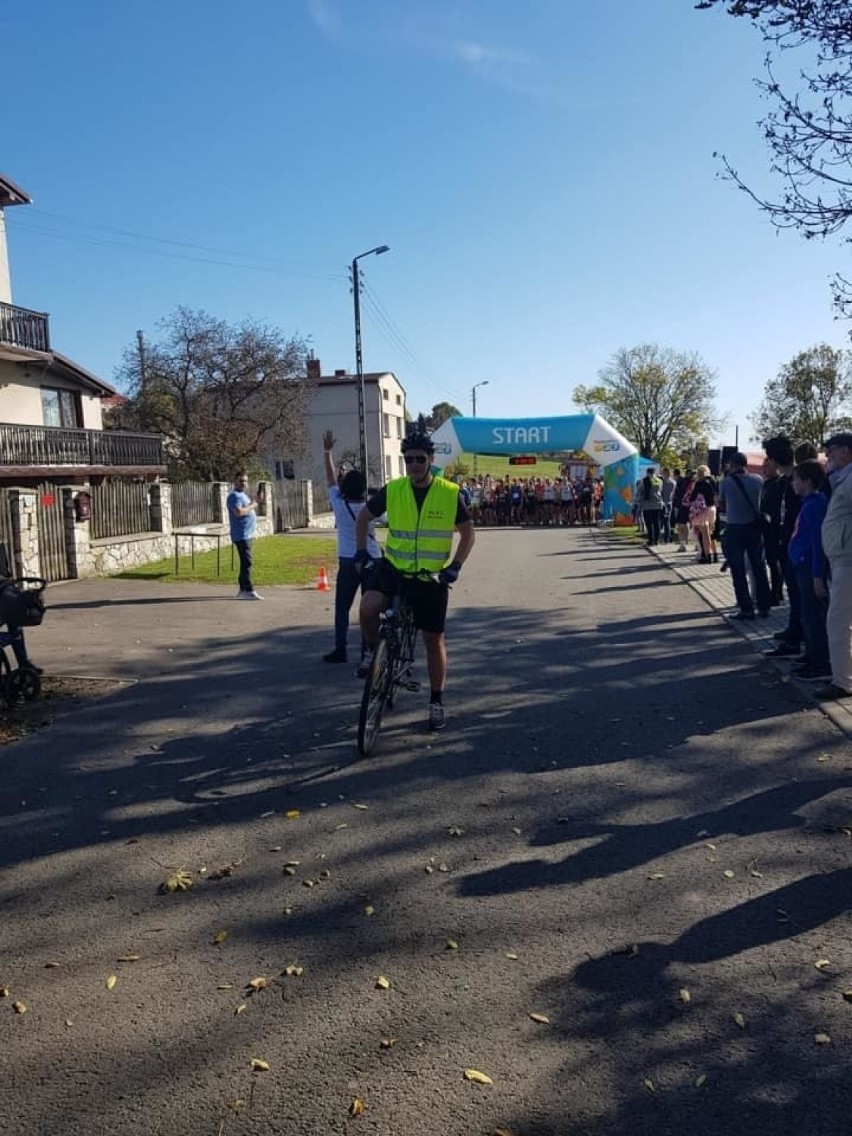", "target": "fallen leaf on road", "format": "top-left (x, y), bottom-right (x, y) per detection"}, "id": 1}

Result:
top-left (446, 939), bottom-right (459, 951)
top-left (213, 930), bottom-right (228, 945)
top-left (511, 827), bottom-right (522, 835)
top-left (505, 953), bottom-right (519, 961)
top-left (217, 984), bottom-right (234, 990)
top-left (364, 905), bottom-right (375, 917)
top-left (334, 823), bottom-right (348, 831)
top-left (44, 961), bottom-right (61, 969)
top-left (160, 869), bottom-right (193, 893)
top-left (732, 1012), bottom-right (747, 1030)
top-left (464, 1069), bottom-right (493, 1085)
top-left (105, 975), bottom-right (117, 991)
top-left (648, 872), bottom-right (666, 880)
top-left (529, 1013), bottom-right (550, 1024)
top-left (117, 955), bottom-right (140, 963)
top-left (352, 803), bottom-right (369, 810)
top-left (285, 809), bottom-right (301, 820)
top-left (248, 977), bottom-right (268, 991)
top-left (349, 1098), bottom-right (365, 1116)
top-left (814, 959), bottom-right (831, 971)
top-left (64, 1019), bottom-right (73, 1028)
top-left (723, 870), bottom-right (735, 879)
top-left (695, 1074), bottom-right (707, 1088)
top-left (235, 1003), bottom-right (247, 1015)
top-left (380, 1038), bottom-right (397, 1048)
top-left (283, 965), bottom-right (304, 977)
top-left (643, 1078), bottom-right (655, 1093)
top-left (814, 1032), bottom-right (831, 1045)
top-left (0, 987), bottom-right (9, 998)
top-left (678, 988), bottom-right (691, 1004)
top-left (250, 1058), bottom-right (270, 1072)
top-left (375, 976), bottom-right (391, 990)
top-left (448, 826), bottom-right (464, 837)
top-left (12, 1001), bottom-right (26, 1014)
